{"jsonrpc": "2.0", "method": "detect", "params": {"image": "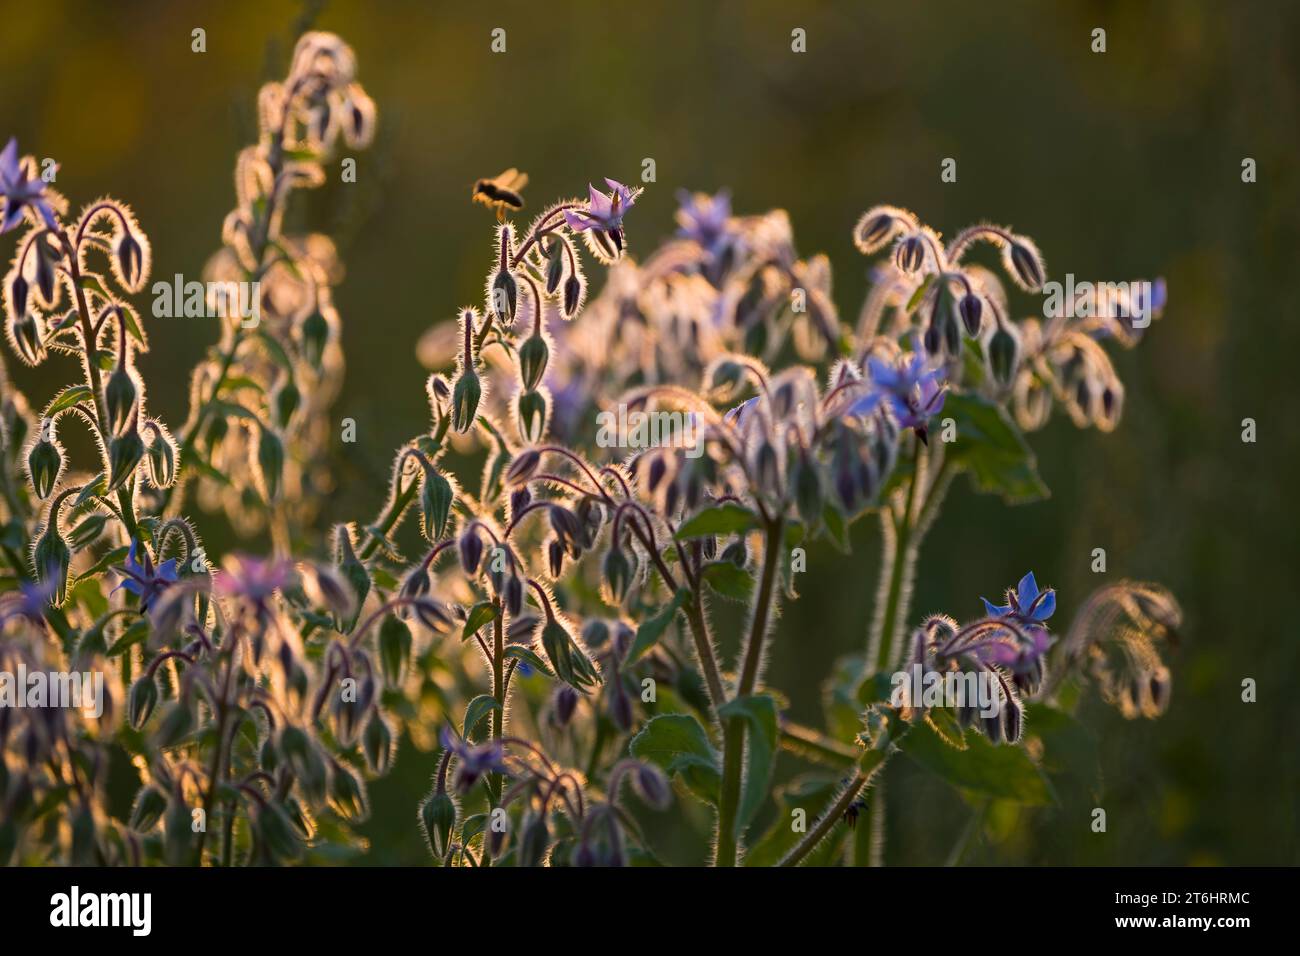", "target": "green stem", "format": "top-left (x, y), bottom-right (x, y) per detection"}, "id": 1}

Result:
top-left (715, 516), bottom-right (783, 867)
top-left (484, 601), bottom-right (505, 867)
